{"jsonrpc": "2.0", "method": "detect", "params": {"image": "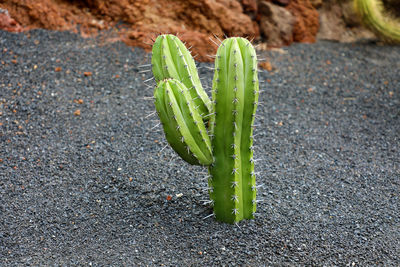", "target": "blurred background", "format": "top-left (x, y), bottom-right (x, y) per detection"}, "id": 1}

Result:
top-left (0, 0), bottom-right (399, 61)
